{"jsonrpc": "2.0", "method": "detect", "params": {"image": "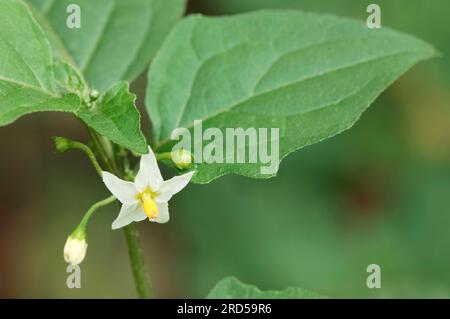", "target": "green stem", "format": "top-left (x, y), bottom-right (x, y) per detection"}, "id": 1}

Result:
top-left (53, 137), bottom-right (103, 177)
top-left (81, 124), bottom-right (151, 298)
top-left (70, 141), bottom-right (103, 177)
top-left (123, 224), bottom-right (151, 298)
top-left (90, 133), bottom-right (152, 298)
top-left (78, 195), bottom-right (116, 231)
top-left (88, 128), bottom-right (119, 174)
top-left (156, 152), bottom-right (172, 161)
